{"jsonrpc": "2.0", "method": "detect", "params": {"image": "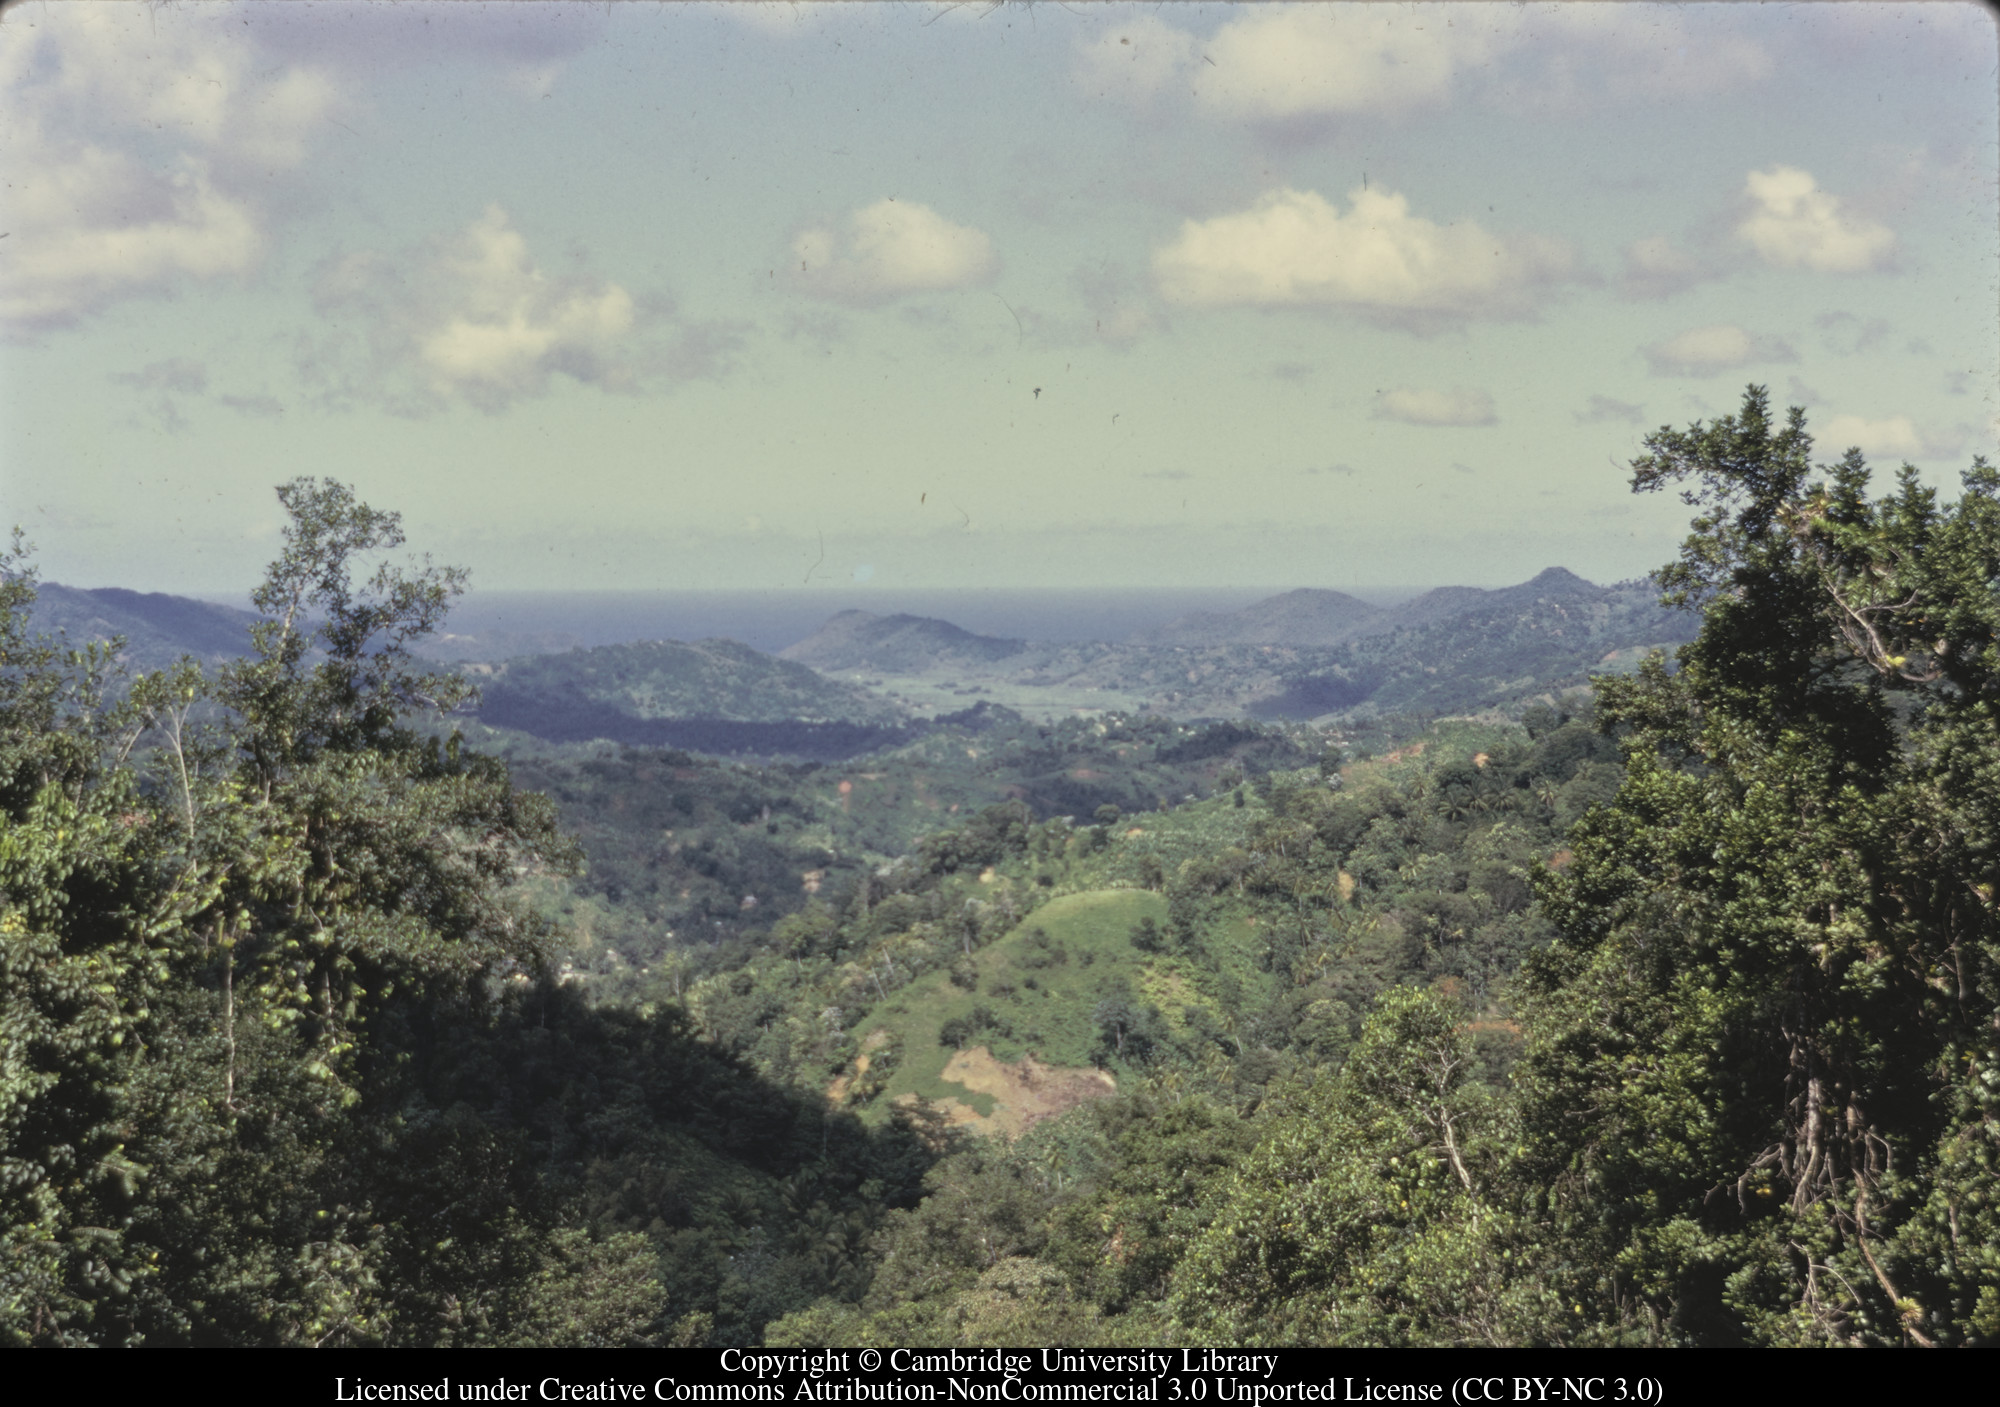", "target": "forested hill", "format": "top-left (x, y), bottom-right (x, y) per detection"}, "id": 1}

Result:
top-left (774, 570), bottom-right (1697, 724)
top-left (780, 610), bottom-right (1028, 672)
top-left (1250, 568), bottom-right (1693, 718)
top-left (28, 570), bottom-right (1700, 746)
top-left (6, 393), bottom-right (2000, 1347)
top-left (1134, 586), bottom-right (1383, 647)
top-left (472, 637), bottom-right (917, 758)
top-left (27, 582), bottom-right (260, 669)
top-left (1135, 570), bottom-right (1616, 650)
